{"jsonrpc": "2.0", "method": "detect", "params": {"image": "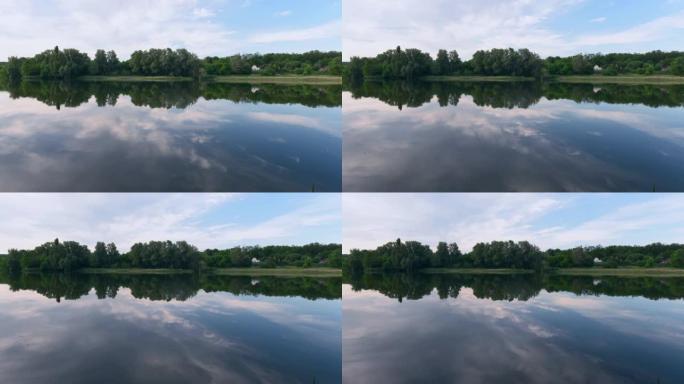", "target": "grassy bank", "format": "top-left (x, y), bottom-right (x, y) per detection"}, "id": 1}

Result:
top-left (77, 75), bottom-right (342, 85)
top-left (417, 74), bottom-right (684, 84)
top-left (417, 267), bottom-right (684, 276)
top-left (552, 267), bottom-right (684, 277)
top-left (553, 75), bottom-right (684, 84)
top-left (78, 267), bottom-right (341, 277)
top-left (421, 268), bottom-right (535, 275)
